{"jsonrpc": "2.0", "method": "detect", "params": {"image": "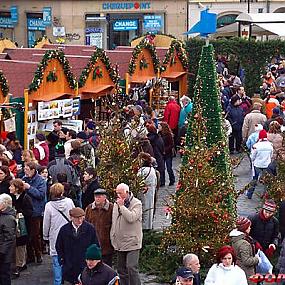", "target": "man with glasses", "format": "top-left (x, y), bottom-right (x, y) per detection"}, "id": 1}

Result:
top-left (248, 200), bottom-right (279, 257)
